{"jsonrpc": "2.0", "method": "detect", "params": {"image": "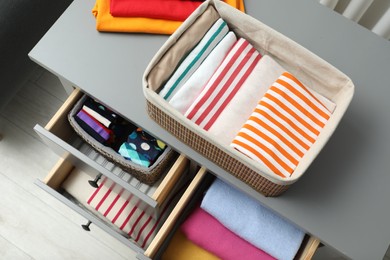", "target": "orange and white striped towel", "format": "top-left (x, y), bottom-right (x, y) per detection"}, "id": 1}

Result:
top-left (87, 177), bottom-right (181, 249)
top-left (184, 38), bottom-right (261, 130)
top-left (231, 72), bottom-right (332, 178)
